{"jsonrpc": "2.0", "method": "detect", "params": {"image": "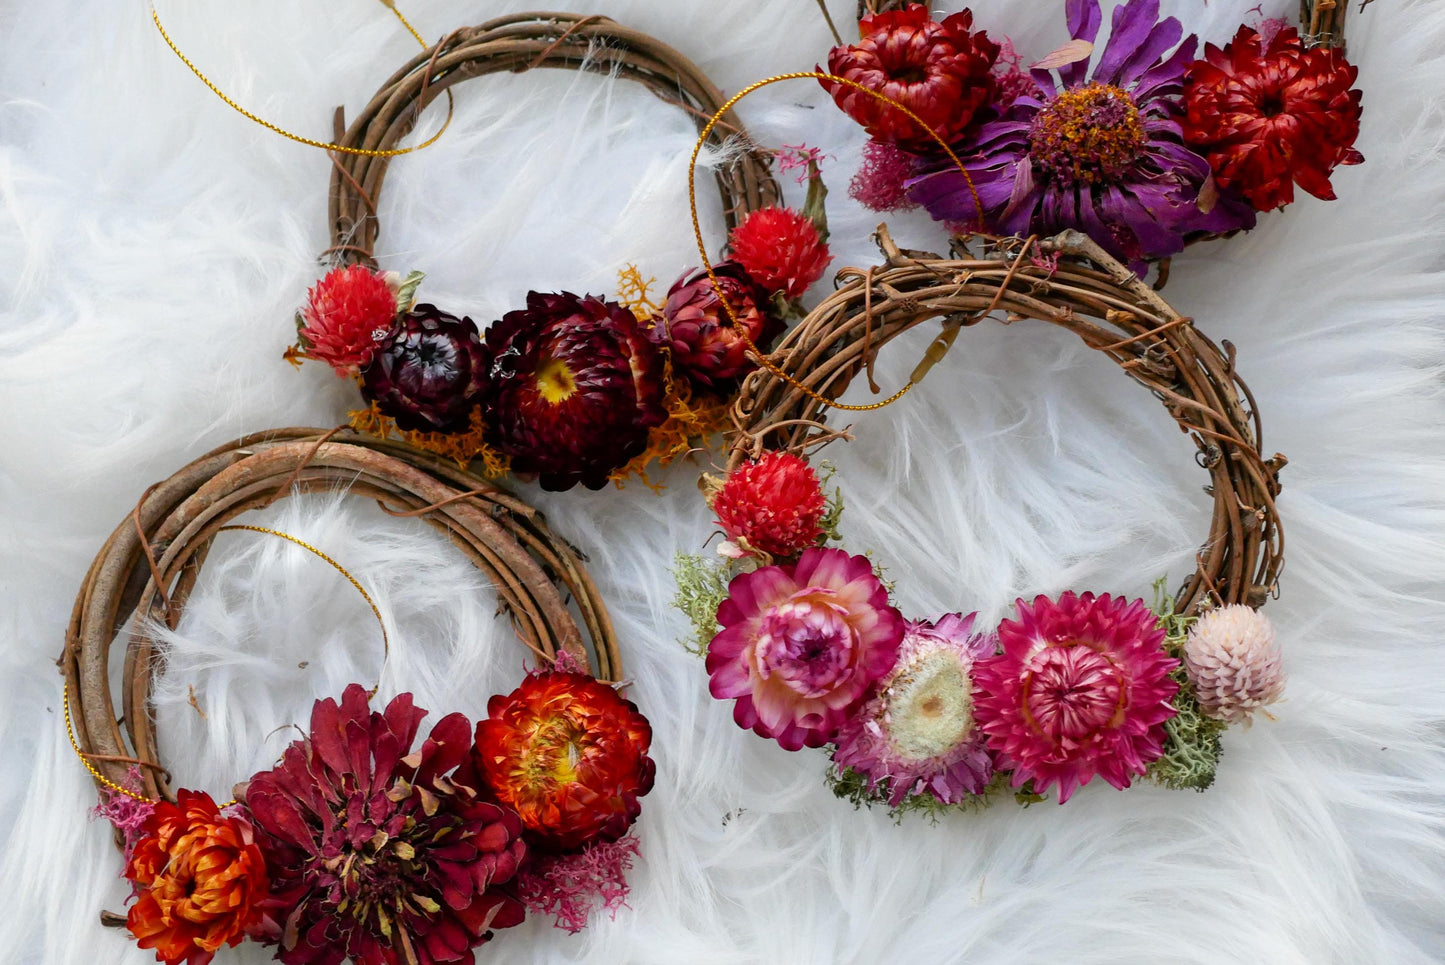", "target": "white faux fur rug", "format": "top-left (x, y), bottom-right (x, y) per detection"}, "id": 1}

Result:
top-left (3, 1), bottom-right (1443, 962)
